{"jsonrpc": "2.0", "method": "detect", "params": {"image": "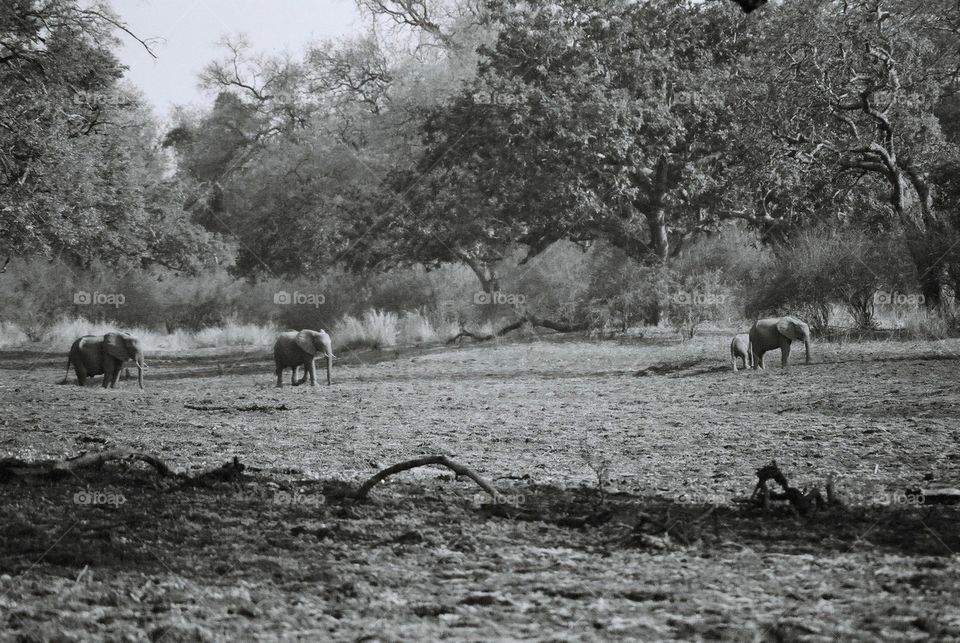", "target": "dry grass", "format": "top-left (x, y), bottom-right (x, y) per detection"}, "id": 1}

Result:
top-left (333, 308), bottom-right (459, 350)
top-left (10, 317), bottom-right (278, 353)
